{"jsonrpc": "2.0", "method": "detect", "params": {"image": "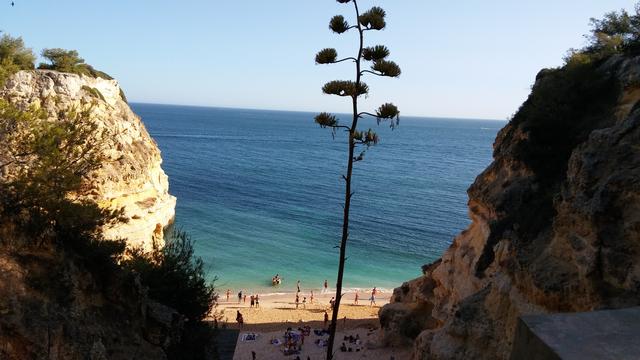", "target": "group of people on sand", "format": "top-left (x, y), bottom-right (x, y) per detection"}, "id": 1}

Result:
top-left (249, 293), bottom-right (260, 307)
top-left (233, 292), bottom-right (261, 328)
top-left (228, 282), bottom-right (381, 330)
top-left (225, 289), bottom-right (261, 308)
